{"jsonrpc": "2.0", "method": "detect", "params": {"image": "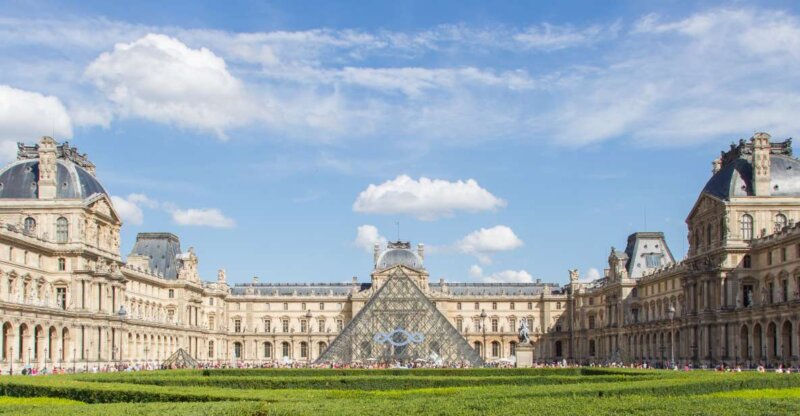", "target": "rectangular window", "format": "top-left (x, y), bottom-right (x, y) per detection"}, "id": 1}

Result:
top-left (492, 302), bottom-right (497, 310)
top-left (283, 303), bottom-right (288, 310)
top-left (645, 254), bottom-right (662, 268)
top-left (336, 319), bottom-right (343, 331)
top-left (209, 298), bottom-right (214, 306)
top-left (783, 280), bottom-right (789, 302)
top-left (264, 319), bottom-right (271, 332)
top-left (168, 289), bottom-right (174, 299)
top-left (769, 282), bottom-right (775, 304)
top-left (300, 319), bottom-right (307, 333)
top-left (782, 247), bottom-right (787, 262)
top-left (234, 319), bottom-right (242, 333)
top-left (282, 319), bottom-right (289, 332)
top-left (319, 302), bottom-right (324, 310)
top-left (588, 315), bottom-right (596, 329)
top-left (57, 258), bottom-right (66, 271)
top-left (209, 316), bottom-right (215, 330)
top-left (509, 318), bottom-right (516, 331)
top-left (56, 287), bottom-right (67, 310)
top-left (301, 302), bottom-right (306, 310)
top-left (456, 318), bottom-right (463, 332)
top-left (318, 319), bottom-right (325, 332)
top-left (631, 308), bottom-right (639, 323)
top-left (457, 302), bottom-right (462, 310)
top-left (527, 302), bottom-right (532, 310)
top-left (491, 318), bottom-right (498, 332)
top-left (473, 319), bottom-right (480, 332)
top-left (510, 302), bottom-right (515, 310)
top-left (474, 302), bottom-right (479, 310)
top-left (556, 302), bottom-right (561, 310)
top-left (768, 251), bottom-right (773, 265)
